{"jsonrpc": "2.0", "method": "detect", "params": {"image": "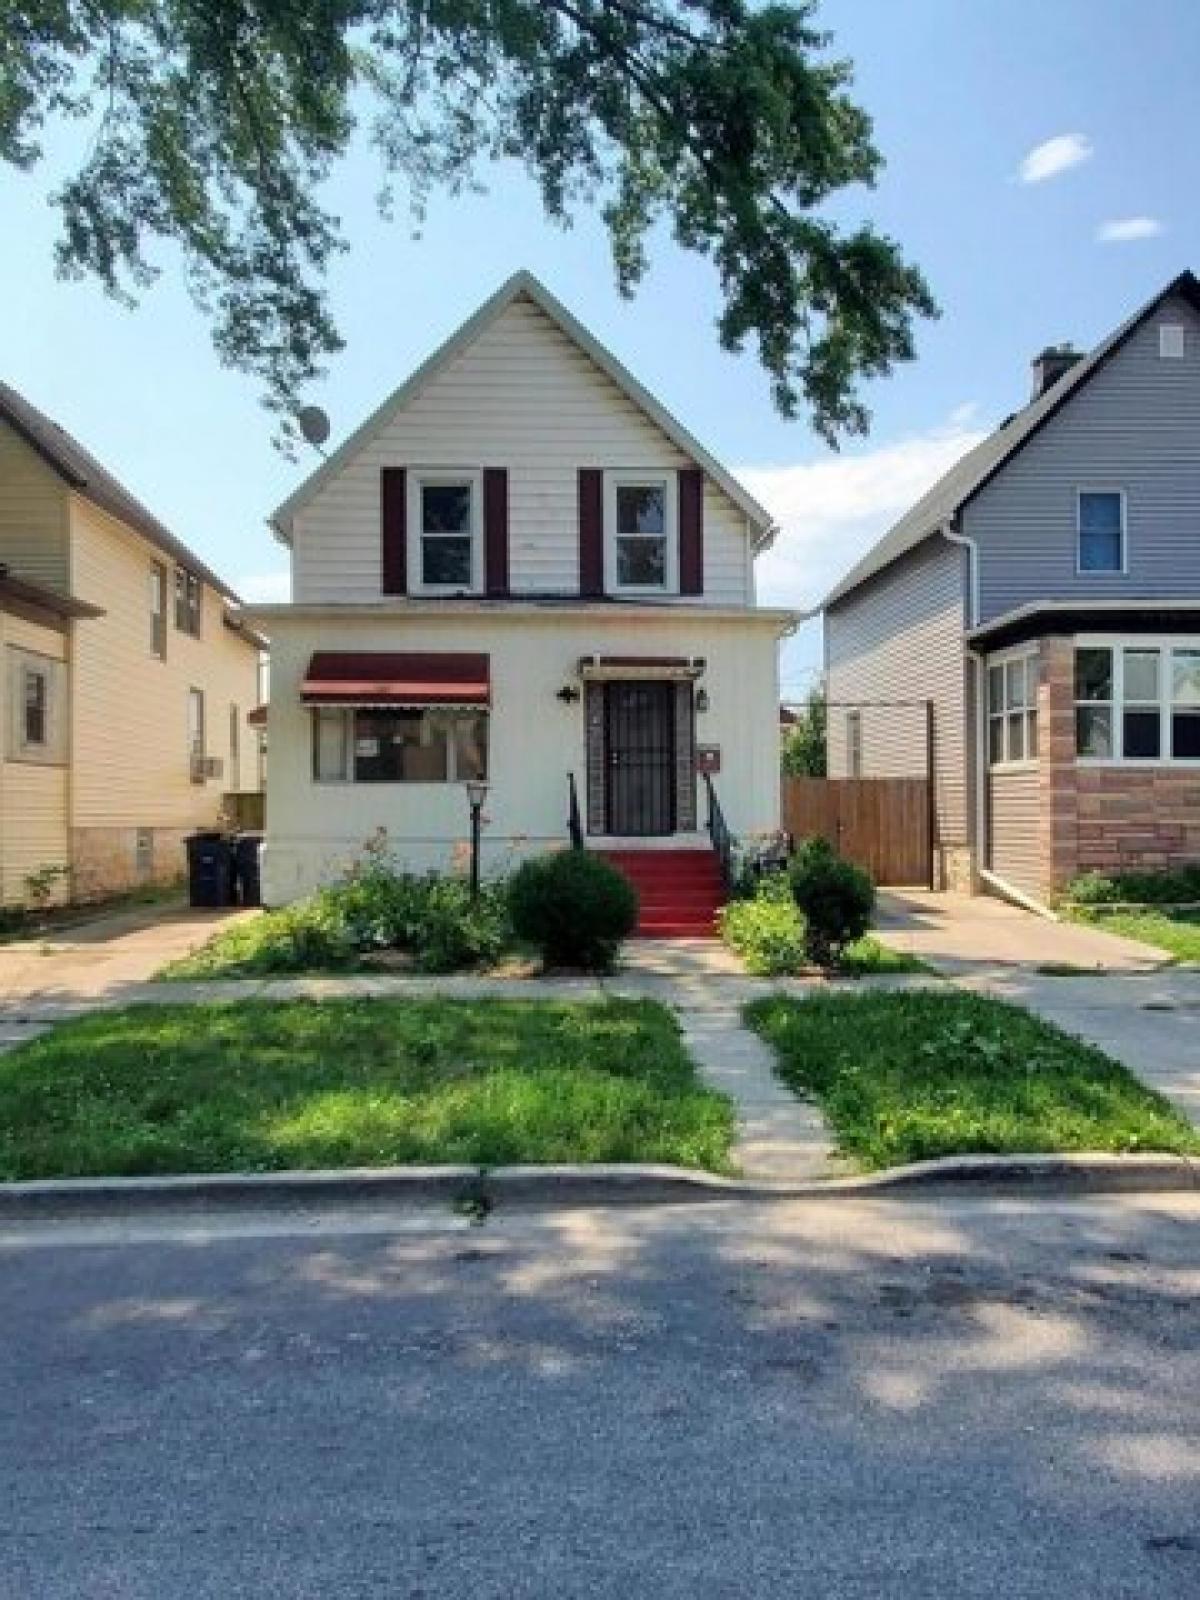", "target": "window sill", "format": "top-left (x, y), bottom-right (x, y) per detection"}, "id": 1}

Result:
top-left (989, 760), bottom-right (1039, 773)
top-left (1076, 757), bottom-right (1200, 768)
